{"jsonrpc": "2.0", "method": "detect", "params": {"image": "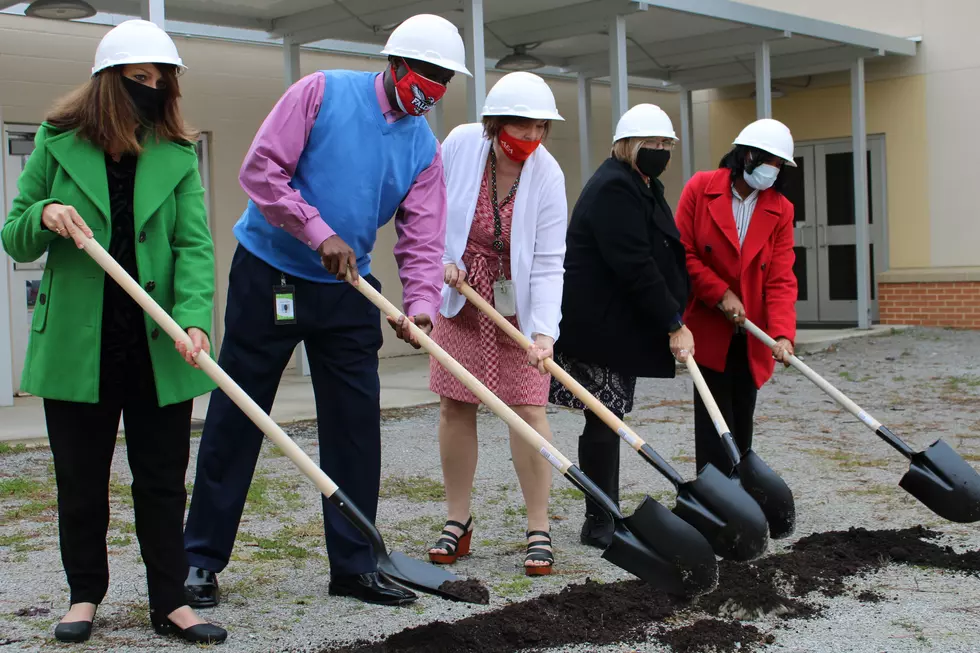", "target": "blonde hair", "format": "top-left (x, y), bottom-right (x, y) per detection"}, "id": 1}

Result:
top-left (611, 136), bottom-right (676, 174)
